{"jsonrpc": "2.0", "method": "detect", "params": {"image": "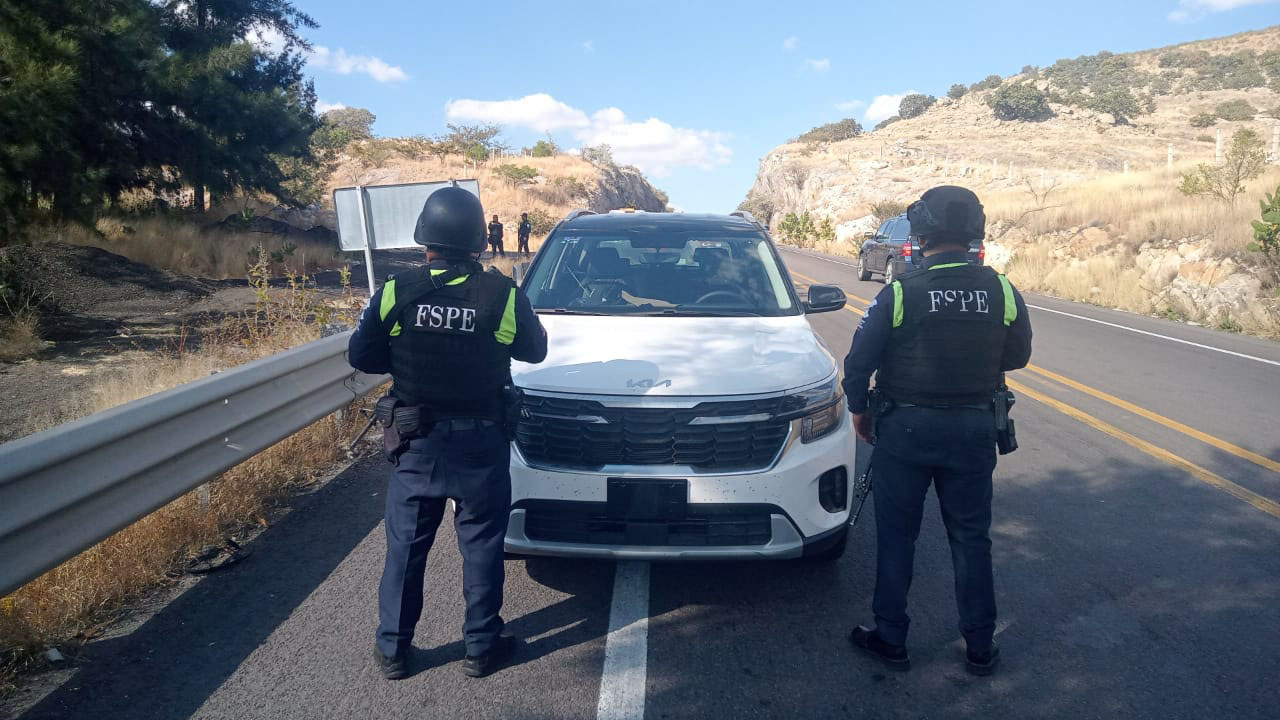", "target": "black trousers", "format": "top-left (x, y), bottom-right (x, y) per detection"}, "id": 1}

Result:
top-left (376, 421), bottom-right (511, 658)
top-left (517, 237), bottom-right (530, 256)
top-left (489, 240), bottom-right (504, 257)
top-left (869, 405), bottom-right (998, 651)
